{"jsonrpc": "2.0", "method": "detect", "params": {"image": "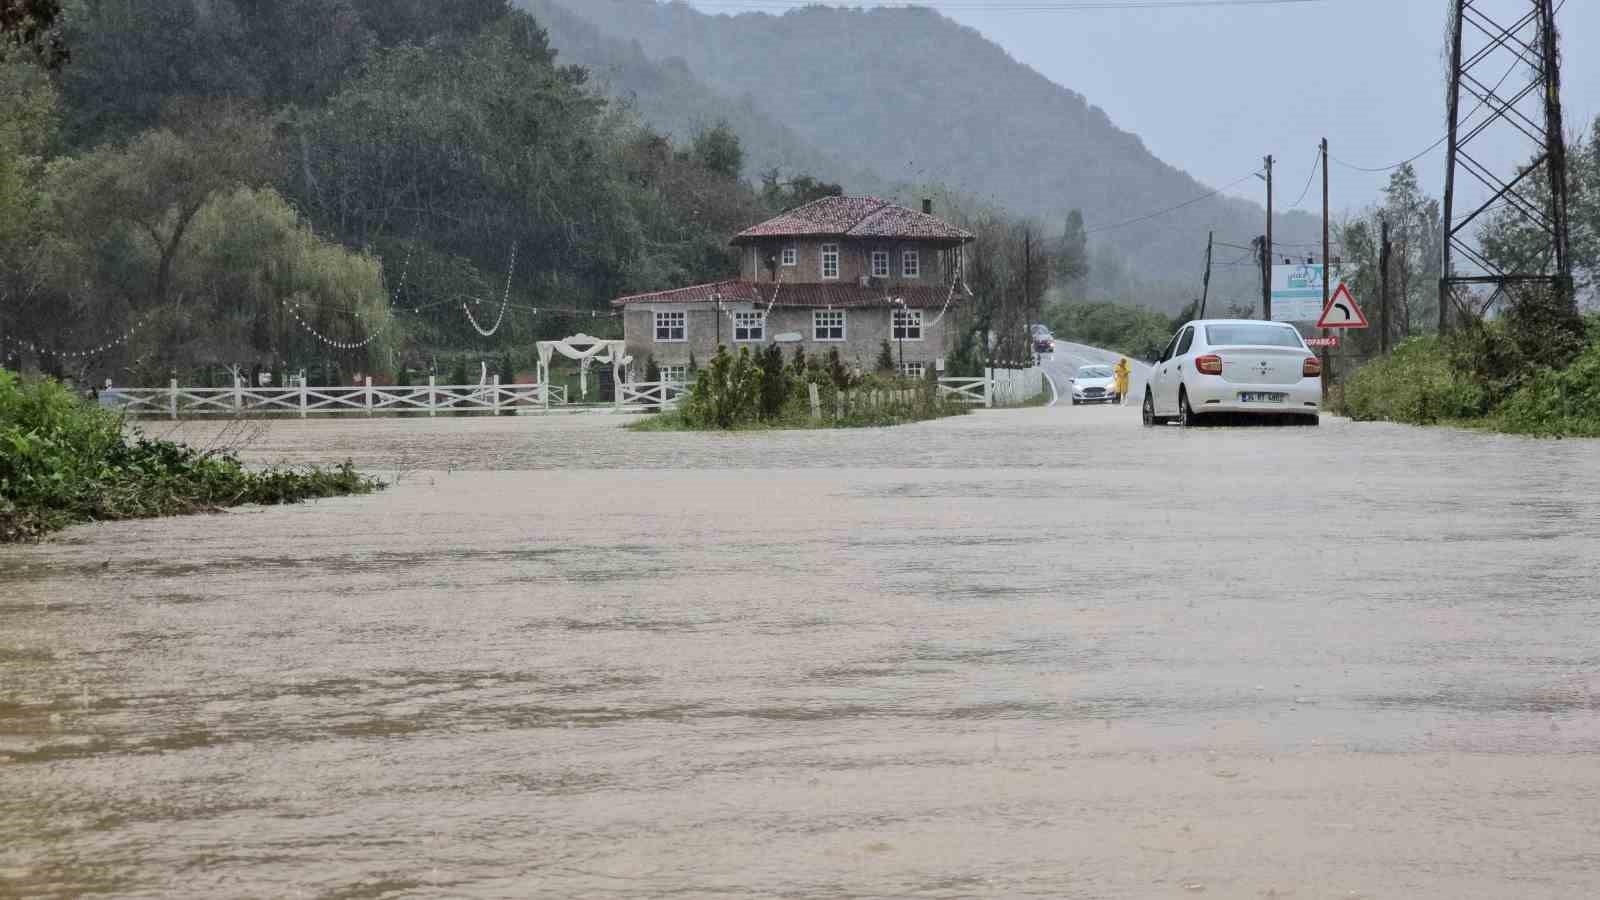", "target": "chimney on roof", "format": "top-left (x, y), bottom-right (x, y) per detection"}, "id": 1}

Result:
top-left (922, 198), bottom-right (933, 215)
